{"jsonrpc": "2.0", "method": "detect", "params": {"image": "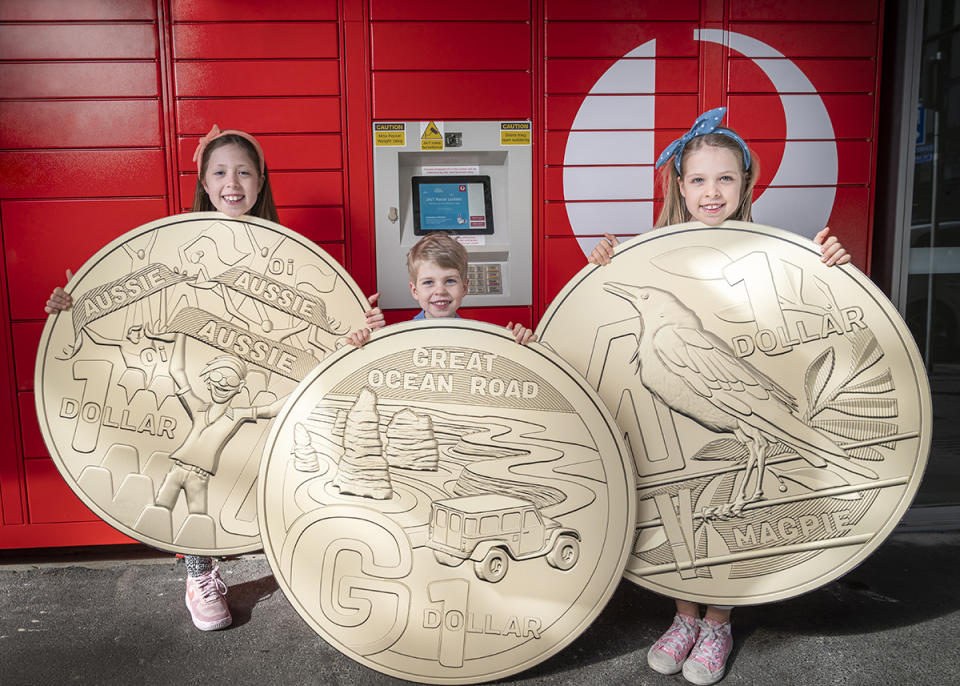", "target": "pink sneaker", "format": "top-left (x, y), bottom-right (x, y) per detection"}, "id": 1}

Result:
top-left (647, 613), bottom-right (699, 675)
top-left (682, 617), bottom-right (733, 685)
top-left (184, 565), bottom-right (232, 631)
